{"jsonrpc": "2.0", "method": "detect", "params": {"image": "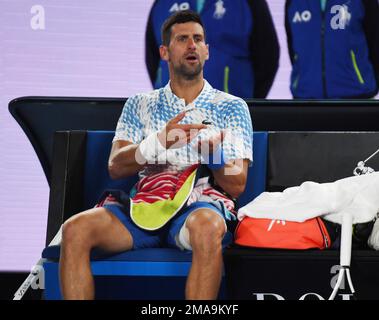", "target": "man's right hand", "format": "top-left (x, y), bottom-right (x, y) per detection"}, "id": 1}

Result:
top-left (157, 110), bottom-right (207, 150)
